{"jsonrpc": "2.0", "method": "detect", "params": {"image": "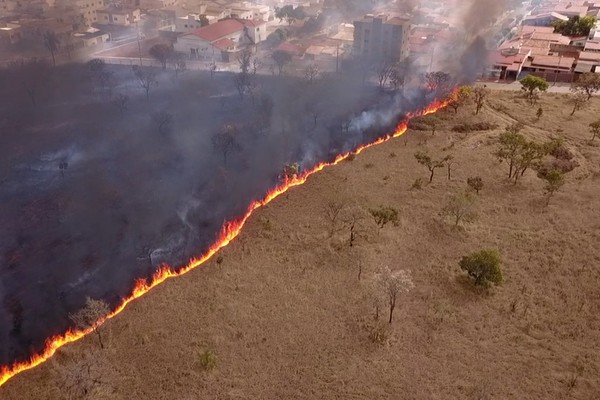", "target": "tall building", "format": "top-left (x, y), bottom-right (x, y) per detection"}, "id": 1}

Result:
top-left (353, 14), bottom-right (410, 62)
